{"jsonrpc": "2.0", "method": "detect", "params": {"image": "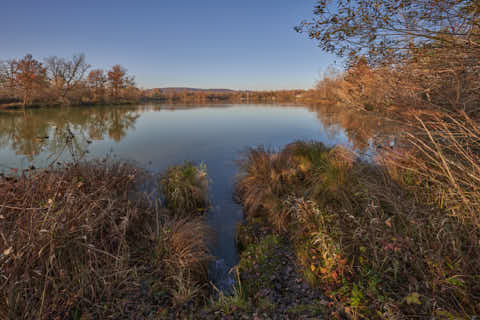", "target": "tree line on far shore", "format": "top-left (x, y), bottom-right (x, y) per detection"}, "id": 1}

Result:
top-left (0, 54), bottom-right (140, 107)
top-left (143, 88), bottom-right (305, 104)
top-left (0, 53), bottom-right (308, 108)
